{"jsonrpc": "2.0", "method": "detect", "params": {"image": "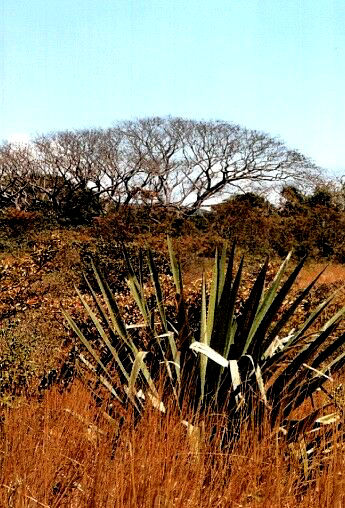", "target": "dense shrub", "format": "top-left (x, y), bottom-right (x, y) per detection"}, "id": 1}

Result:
top-left (0, 208), bottom-right (43, 237)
